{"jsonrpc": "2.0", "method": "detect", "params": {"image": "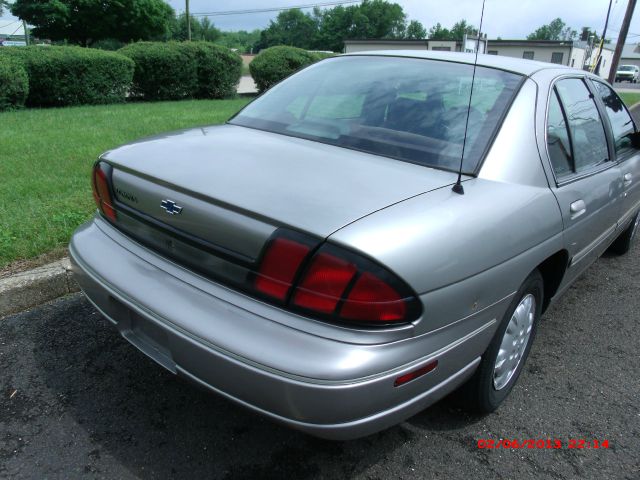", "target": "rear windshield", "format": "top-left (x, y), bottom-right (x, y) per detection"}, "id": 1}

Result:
top-left (231, 56), bottom-right (523, 174)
